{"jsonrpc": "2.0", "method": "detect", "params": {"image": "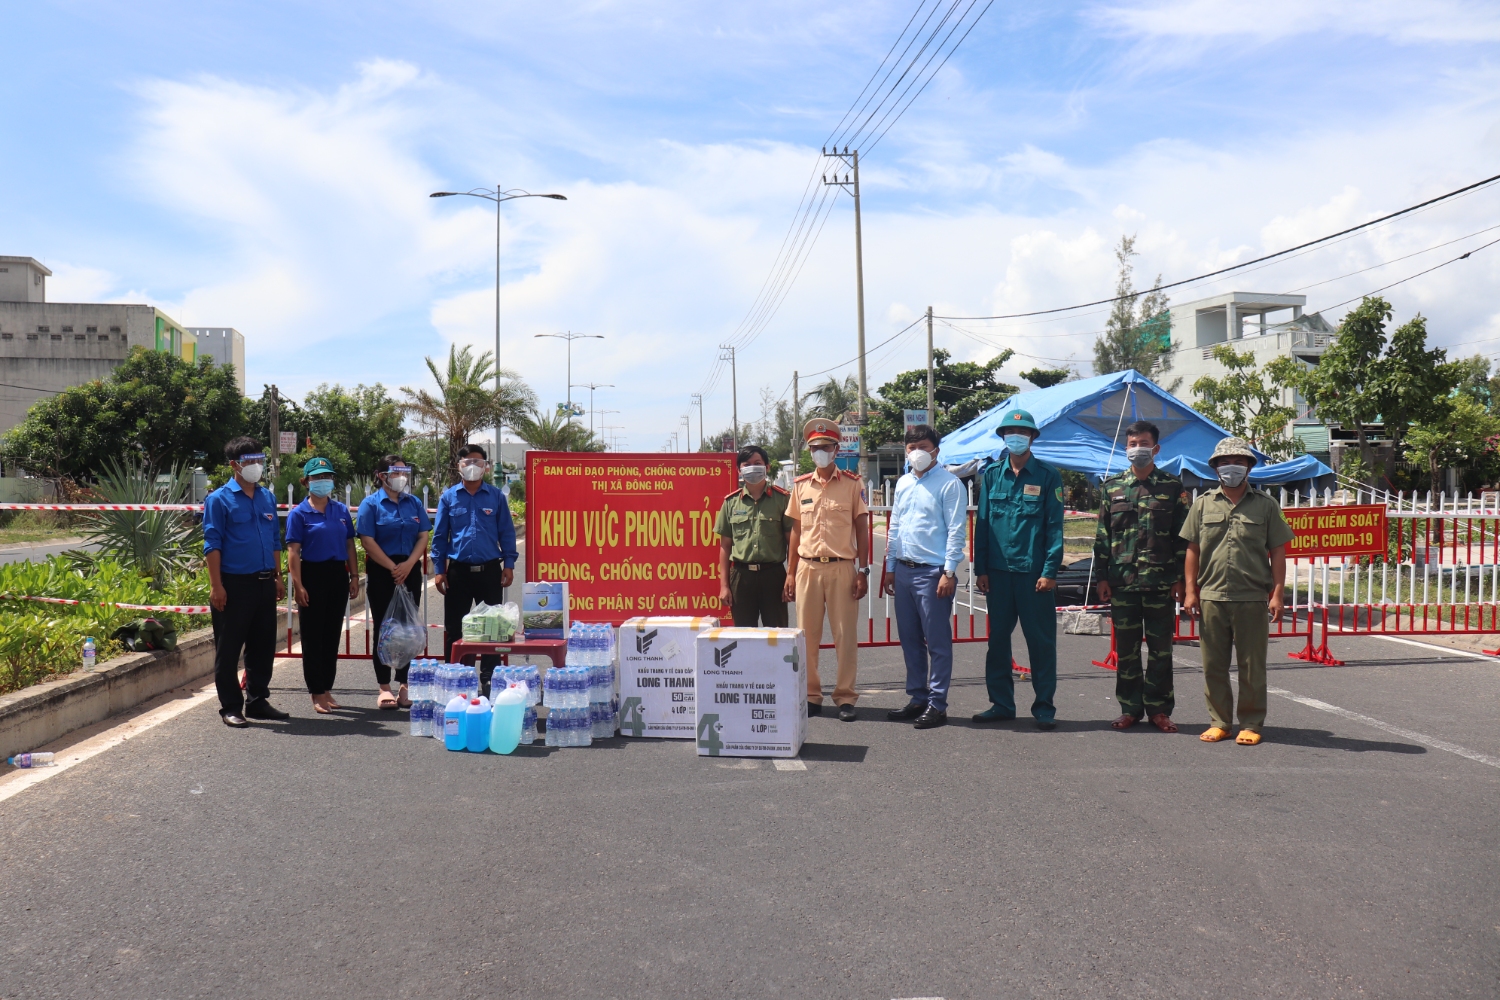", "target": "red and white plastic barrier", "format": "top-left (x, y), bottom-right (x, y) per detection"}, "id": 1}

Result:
top-left (0, 593), bottom-right (212, 614)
